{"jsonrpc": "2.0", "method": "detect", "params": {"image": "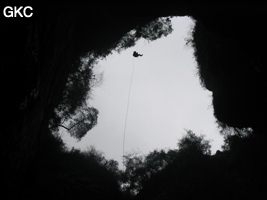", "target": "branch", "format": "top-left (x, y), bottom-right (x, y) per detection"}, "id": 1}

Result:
top-left (67, 118), bottom-right (85, 130)
top-left (49, 118), bottom-right (85, 131)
